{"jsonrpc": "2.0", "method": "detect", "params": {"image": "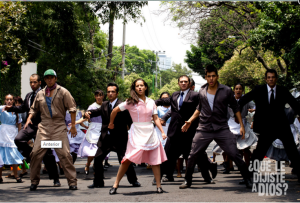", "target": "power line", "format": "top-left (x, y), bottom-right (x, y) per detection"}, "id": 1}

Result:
top-left (143, 12), bottom-right (160, 50)
top-left (147, 6), bottom-right (163, 50)
top-left (140, 25), bottom-right (153, 50)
